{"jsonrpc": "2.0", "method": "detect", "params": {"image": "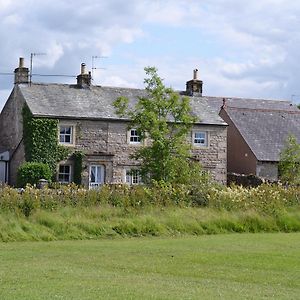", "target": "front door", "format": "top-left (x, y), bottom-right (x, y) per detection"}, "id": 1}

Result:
top-left (0, 161), bottom-right (8, 184)
top-left (89, 165), bottom-right (105, 189)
